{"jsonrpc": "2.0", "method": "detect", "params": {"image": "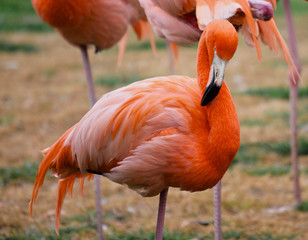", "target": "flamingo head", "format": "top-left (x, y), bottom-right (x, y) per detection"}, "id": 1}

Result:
top-left (201, 19), bottom-right (238, 106)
